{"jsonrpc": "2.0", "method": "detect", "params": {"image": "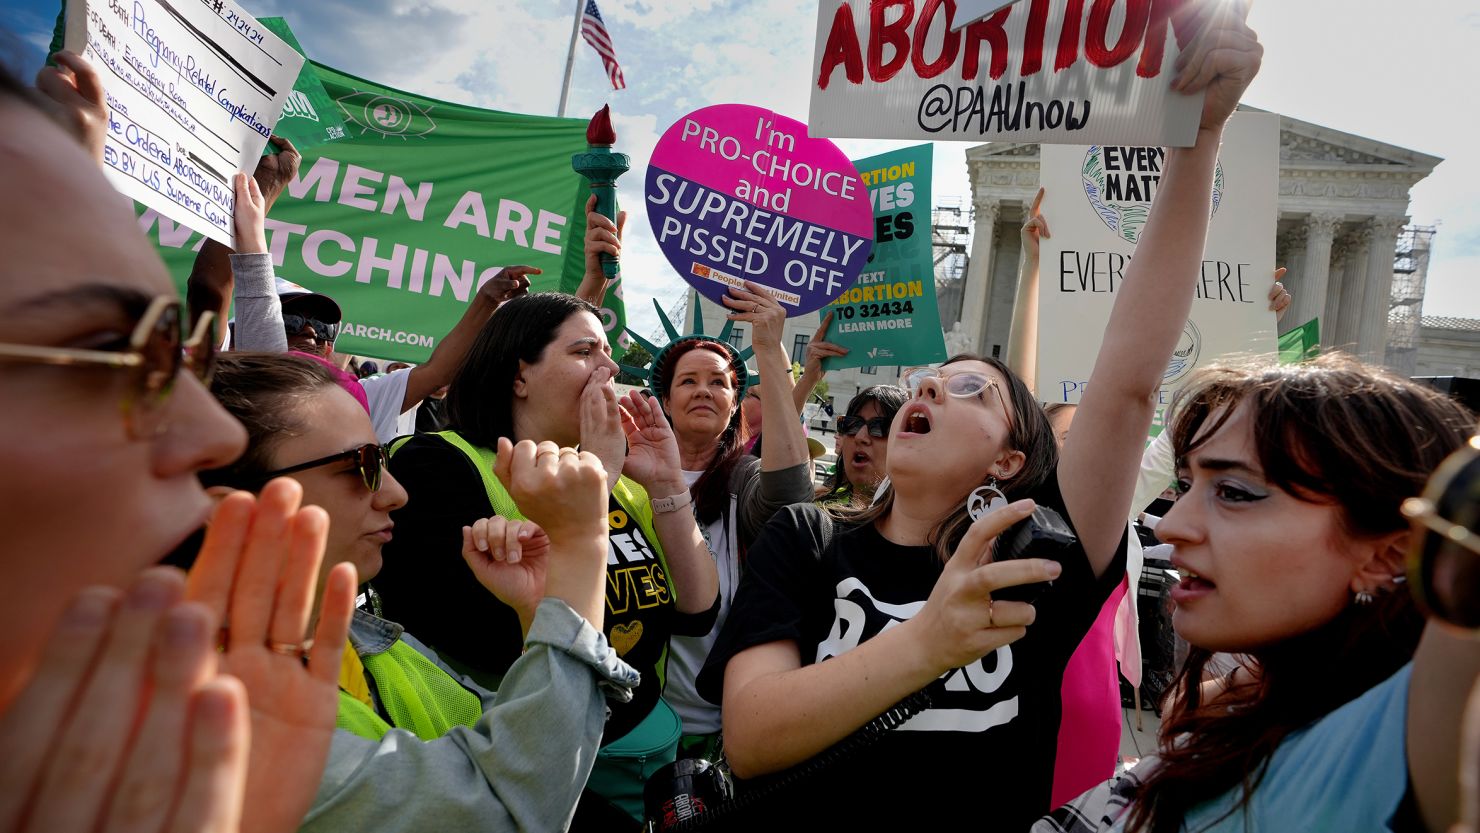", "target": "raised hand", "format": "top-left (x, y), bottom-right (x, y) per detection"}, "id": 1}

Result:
top-left (1020, 187), bottom-right (1051, 260)
top-left (618, 389), bottom-right (686, 492)
top-left (1268, 267), bottom-right (1291, 322)
top-left (1172, 0), bottom-right (1262, 131)
top-left (723, 280), bottom-right (788, 350)
top-left (583, 193), bottom-right (627, 279)
top-left (803, 318), bottom-right (849, 377)
top-left (492, 439), bottom-right (611, 627)
top-left (252, 136), bottom-right (301, 211)
top-left (36, 50), bottom-right (106, 166)
top-left (461, 512), bottom-right (552, 635)
top-left (578, 365), bottom-right (626, 488)
top-left (233, 173), bottom-right (267, 255)
top-left (476, 265), bottom-right (541, 305)
top-left (185, 479), bottom-right (357, 833)
top-left (0, 569), bottom-right (250, 833)
top-left (907, 499), bottom-right (1061, 671)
